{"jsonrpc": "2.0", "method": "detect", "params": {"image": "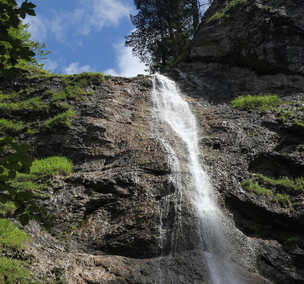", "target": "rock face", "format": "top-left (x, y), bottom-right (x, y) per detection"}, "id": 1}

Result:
top-left (169, 0), bottom-right (304, 283)
top-left (175, 0), bottom-right (304, 103)
top-left (1, 0), bottom-right (304, 283)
